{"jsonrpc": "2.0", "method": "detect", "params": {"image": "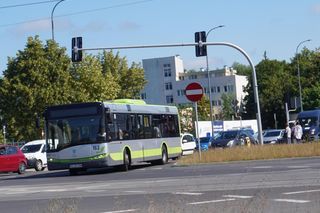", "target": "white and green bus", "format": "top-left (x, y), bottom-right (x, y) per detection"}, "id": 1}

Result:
top-left (44, 99), bottom-right (181, 175)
